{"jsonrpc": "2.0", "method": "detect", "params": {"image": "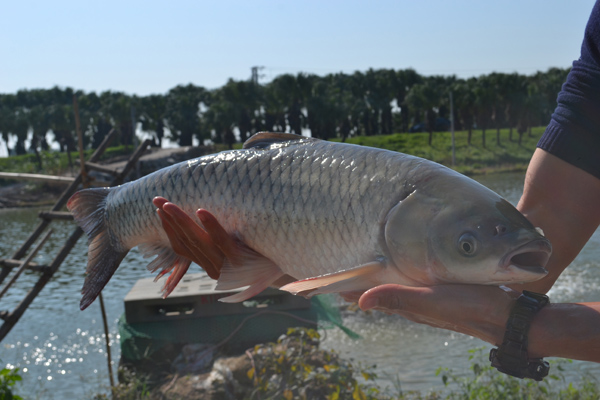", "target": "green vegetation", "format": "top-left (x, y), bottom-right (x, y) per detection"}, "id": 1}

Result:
top-left (246, 328), bottom-right (379, 400)
top-left (1, 68), bottom-right (565, 160)
top-left (341, 126), bottom-right (544, 175)
top-left (435, 348), bottom-right (600, 400)
top-left (0, 145), bottom-right (133, 176)
top-left (0, 127), bottom-right (543, 182)
top-left (94, 328), bottom-right (599, 400)
top-left (0, 364), bottom-right (23, 400)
